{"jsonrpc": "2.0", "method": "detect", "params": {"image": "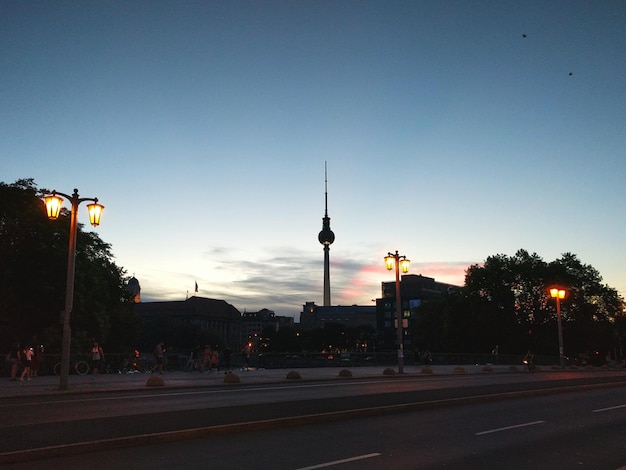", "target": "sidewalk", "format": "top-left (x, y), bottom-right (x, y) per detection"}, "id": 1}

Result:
top-left (0, 363), bottom-right (516, 398)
